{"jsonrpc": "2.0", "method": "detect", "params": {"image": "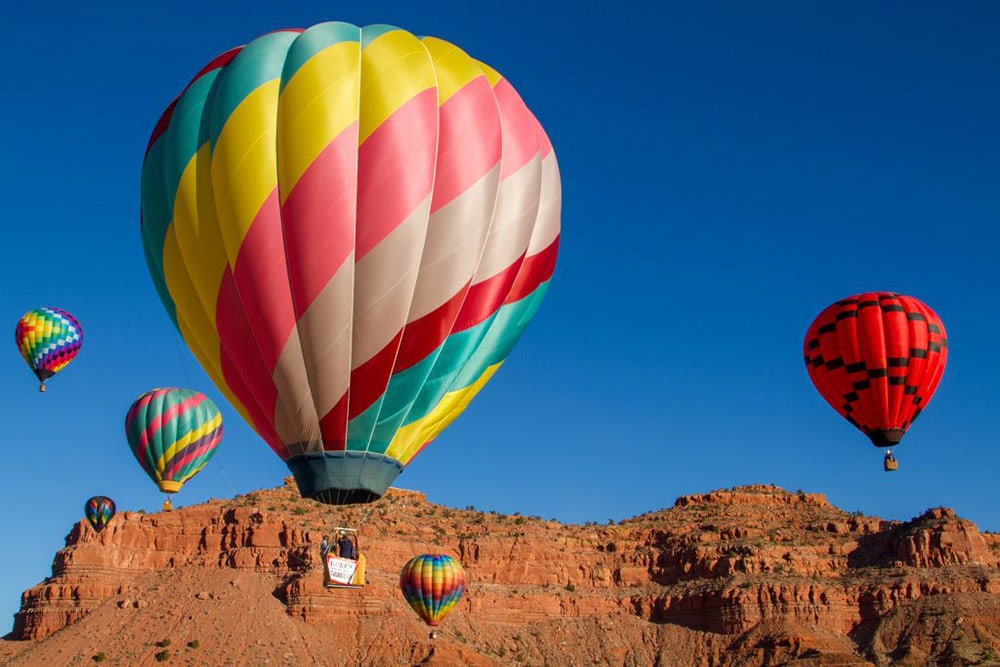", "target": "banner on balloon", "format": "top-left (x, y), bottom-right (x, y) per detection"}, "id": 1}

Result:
top-left (326, 556), bottom-right (359, 586)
